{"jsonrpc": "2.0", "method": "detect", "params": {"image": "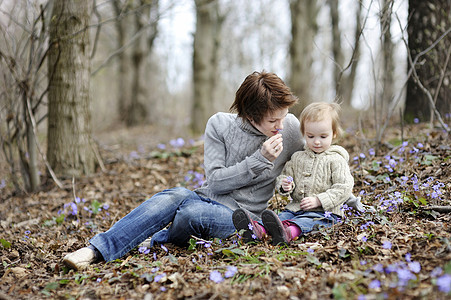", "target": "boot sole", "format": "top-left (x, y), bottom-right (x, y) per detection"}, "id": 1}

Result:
top-left (232, 209), bottom-right (258, 243)
top-left (262, 210), bottom-right (289, 245)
